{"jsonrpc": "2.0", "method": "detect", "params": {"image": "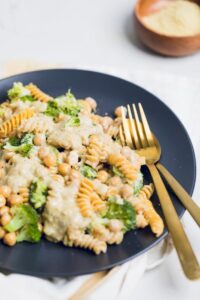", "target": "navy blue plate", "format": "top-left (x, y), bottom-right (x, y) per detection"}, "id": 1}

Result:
top-left (0, 69), bottom-right (196, 277)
